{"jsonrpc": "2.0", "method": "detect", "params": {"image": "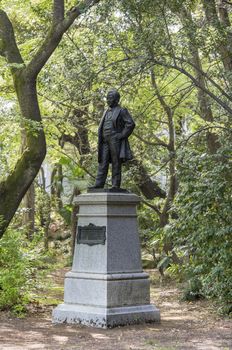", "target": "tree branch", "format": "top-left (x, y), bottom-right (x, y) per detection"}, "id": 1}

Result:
top-left (0, 10), bottom-right (24, 71)
top-left (141, 199), bottom-right (161, 216)
top-left (222, 0), bottom-right (232, 5)
top-left (150, 69), bottom-right (173, 119)
top-left (151, 59), bottom-right (232, 116)
top-left (26, 0), bottom-right (100, 78)
top-left (134, 132), bottom-right (169, 148)
top-left (174, 55), bottom-right (232, 102)
top-left (53, 0), bottom-right (64, 24)
top-left (177, 125), bottom-right (232, 149)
